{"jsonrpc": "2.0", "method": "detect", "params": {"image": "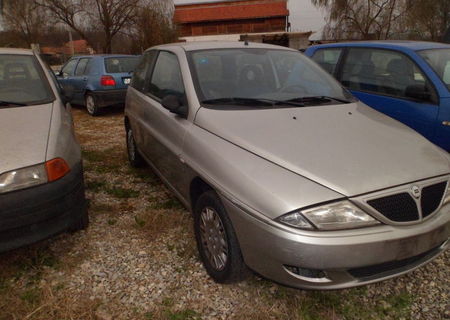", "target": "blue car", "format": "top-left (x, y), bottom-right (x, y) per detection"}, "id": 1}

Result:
top-left (57, 55), bottom-right (139, 116)
top-left (305, 41), bottom-right (450, 151)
